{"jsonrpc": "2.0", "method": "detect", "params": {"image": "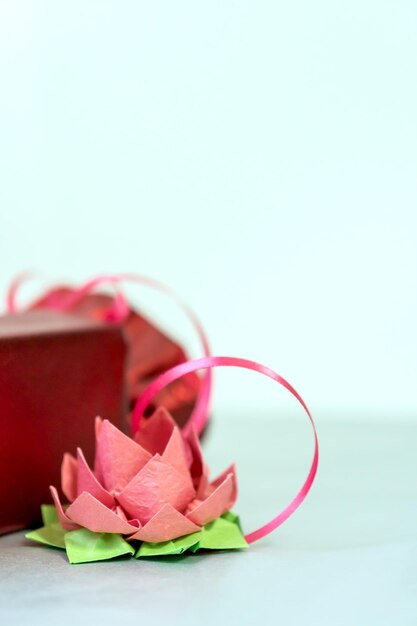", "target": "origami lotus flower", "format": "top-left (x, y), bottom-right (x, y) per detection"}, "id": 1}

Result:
top-left (50, 408), bottom-right (237, 544)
